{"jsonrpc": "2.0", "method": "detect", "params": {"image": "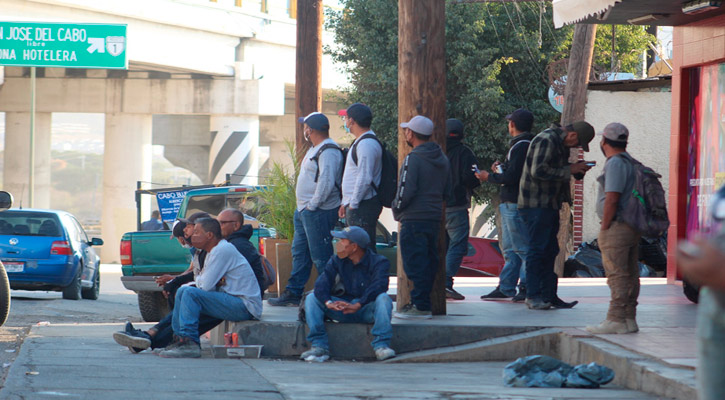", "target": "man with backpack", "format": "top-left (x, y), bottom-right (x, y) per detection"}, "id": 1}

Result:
top-left (392, 115), bottom-right (453, 319)
top-left (587, 123), bottom-right (642, 334)
top-left (269, 112), bottom-right (343, 307)
top-left (444, 118), bottom-right (480, 300)
top-left (339, 103), bottom-right (384, 251)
